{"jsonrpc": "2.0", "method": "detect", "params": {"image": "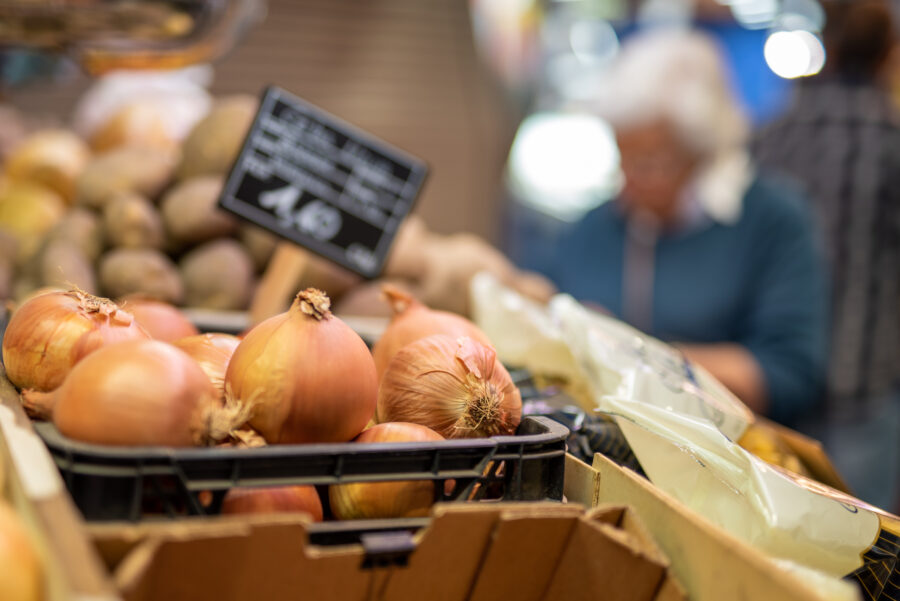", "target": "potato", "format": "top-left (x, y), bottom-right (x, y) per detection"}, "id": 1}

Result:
top-left (5, 129), bottom-right (90, 203)
top-left (180, 239), bottom-right (254, 310)
top-left (300, 254), bottom-right (361, 302)
top-left (239, 225), bottom-right (278, 272)
top-left (103, 193), bottom-right (165, 249)
top-left (0, 178), bottom-right (66, 265)
top-left (177, 95), bottom-right (258, 180)
top-left (418, 233), bottom-right (516, 315)
top-left (34, 239), bottom-right (97, 294)
top-left (333, 279), bottom-right (423, 318)
top-left (46, 207), bottom-right (103, 261)
top-left (160, 176), bottom-right (237, 245)
top-left (77, 146), bottom-right (177, 209)
top-left (99, 248), bottom-right (183, 303)
top-left (510, 271), bottom-right (557, 305)
top-left (383, 215), bottom-right (428, 281)
top-left (90, 101), bottom-right (178, 153)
